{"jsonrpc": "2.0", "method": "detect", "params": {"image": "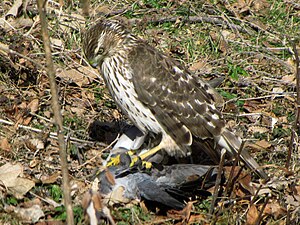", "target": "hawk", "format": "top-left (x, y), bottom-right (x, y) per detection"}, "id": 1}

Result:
top-left (82, 20), bottom-right (267, 179)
